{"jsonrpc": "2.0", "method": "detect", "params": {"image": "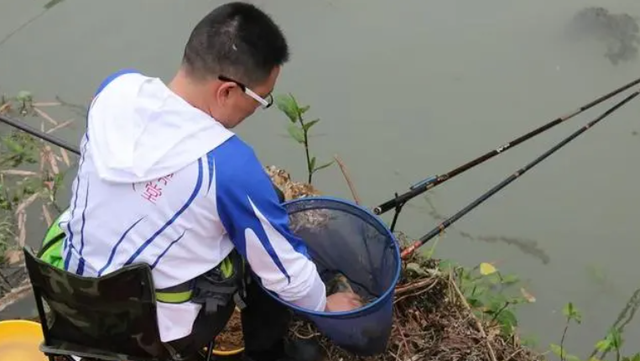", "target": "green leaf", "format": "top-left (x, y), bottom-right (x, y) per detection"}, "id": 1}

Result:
top-left (609, 328), bottom-right (623, 348)
top-left (496, 309), bottom-right (517, 335)
top-left (303, 119), bottom-right (320, 132)
top-left (520, 335), bottom-right (539, 347)
top-left (16, 90), bottom-right (33, 102)
top-left (488, 294), bottom-right (509, 309)
top-left (595, 339), bottom-right (612, 352)
top-left (275, 94), bottom-right (299, 123)
top-left (470, 285), bottom-right (488, 298)
top-left (549, 343), bottom-right (563, 357)
top-left (286, 124), bottom-right (305, 144)
top-left (487, 273), bottom-right (502, 285)
top-left (501, 274), bottom-right (520, 285)
top-left (309, 156), bottom-right (316, 172)
top-left (2, 137), bottom-right (24, 154)
top-left (563, 302), bottom-right (582, 323)
top-left (438, 259), bottom-right (456, 272)
top-left (313, 160), bottom-right (334, 172)
top-left (568, 354), bottom-right (582, 361)
top-left (467, 297), bottom-right (484, 309)
top-left (298, 105), bottom-right (310, 114)
top-left (566, 355), bottom-right (581, 361)
top-left (479, 262), bottom-right (497, 275)
top-left (406, 262), bottom-right (428, 276)
top-left (549, 343), bottom-right (580, 361)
